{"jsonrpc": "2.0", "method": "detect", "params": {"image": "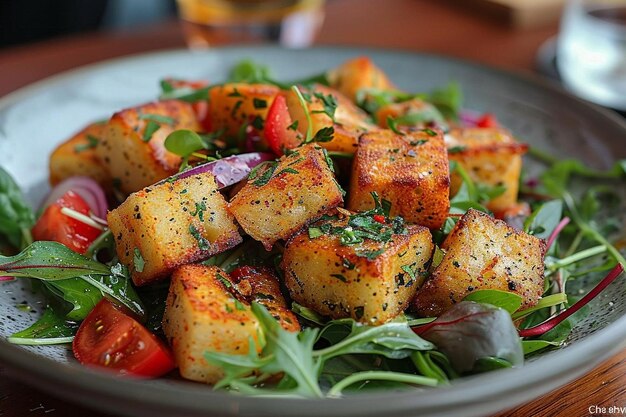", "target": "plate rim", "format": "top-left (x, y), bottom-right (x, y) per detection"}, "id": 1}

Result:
top-left (1, 45), bottom-right (625, 417)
